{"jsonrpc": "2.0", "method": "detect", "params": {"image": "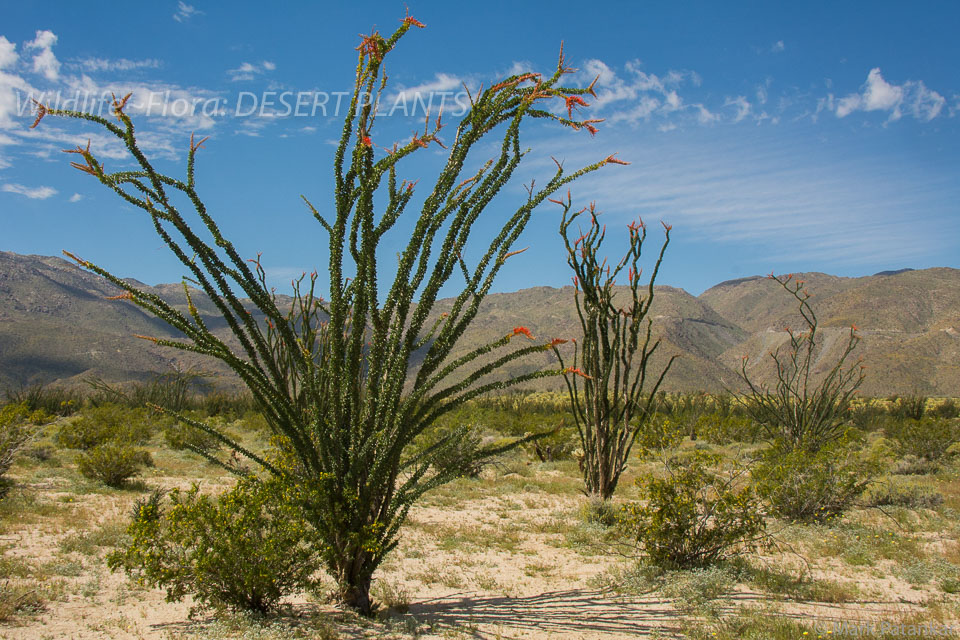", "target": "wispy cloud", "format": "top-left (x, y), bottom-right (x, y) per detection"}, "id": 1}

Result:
top-left (835, 68), bottom-right (945, 122)
top-left (70, 57), bottom-right (162, 72)
top-left (173, 2), bottom-right (203, 23)
top-left (2, 182), bottom-right (57, 199)
top-left (771, 40), bottom-right (785, 53)
top-left (724, 96), bottom-right (752, 122)
top-left (68, 192), bottom-right (82, 202)
top-left (526, 129), bottom-right (958, 268)
top-left (227, 61), bottom-right (276, 82)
